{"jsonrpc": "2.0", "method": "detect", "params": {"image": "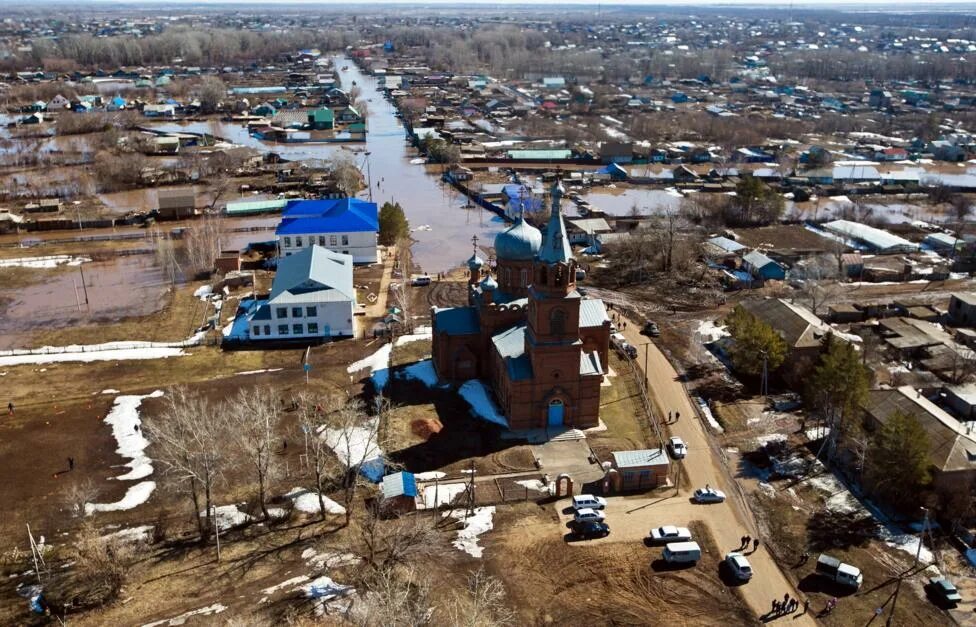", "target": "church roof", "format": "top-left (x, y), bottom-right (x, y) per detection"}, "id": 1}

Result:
top-left (494, 214), bottom-right (542, 261)
top-left (433, 306), bottom-right (480, 335)
top-left (579, 299), bottom-right (610, 328)
top-left (492, 325), bottom-right (534, 381)
top-left (539, 182), bottom-right (573, 264)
